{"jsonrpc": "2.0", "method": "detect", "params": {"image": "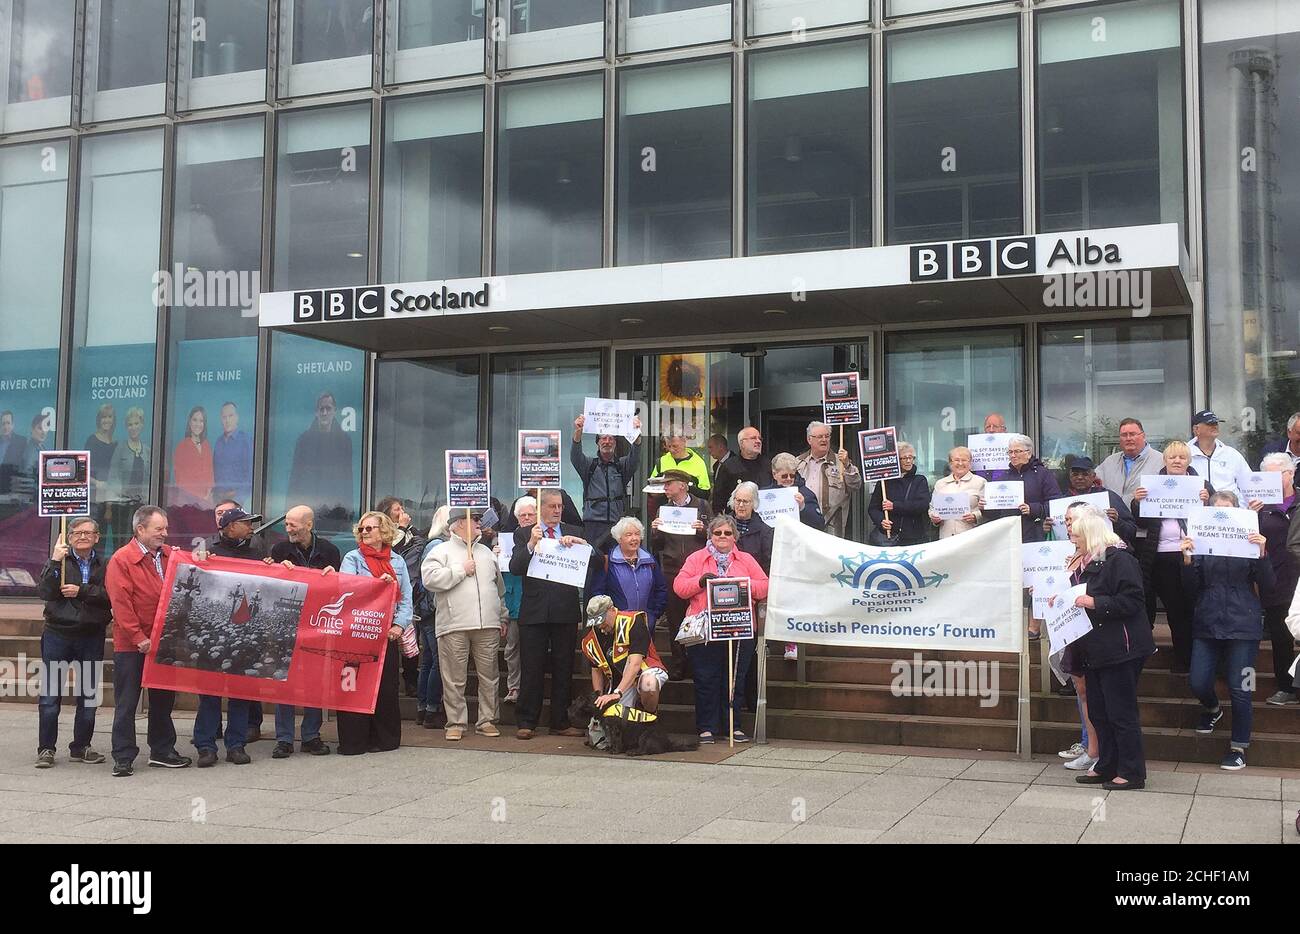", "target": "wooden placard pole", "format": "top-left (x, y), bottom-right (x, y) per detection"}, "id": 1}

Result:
top-left (881, 477), bottom-right (891, 528)
top-left (727, 638), bottom-right (735, 749)
top-left (59, 516), bottom-right (69, 584)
